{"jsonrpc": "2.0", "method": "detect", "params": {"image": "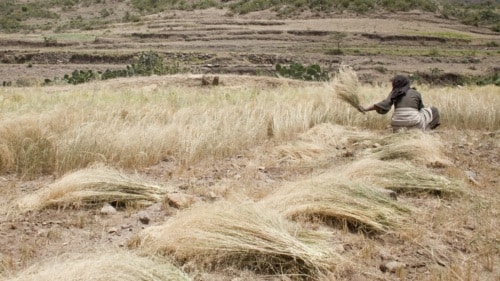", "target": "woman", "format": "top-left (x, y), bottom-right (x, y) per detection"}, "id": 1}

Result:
top-left (360, 75), bottom-right (440, 132)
